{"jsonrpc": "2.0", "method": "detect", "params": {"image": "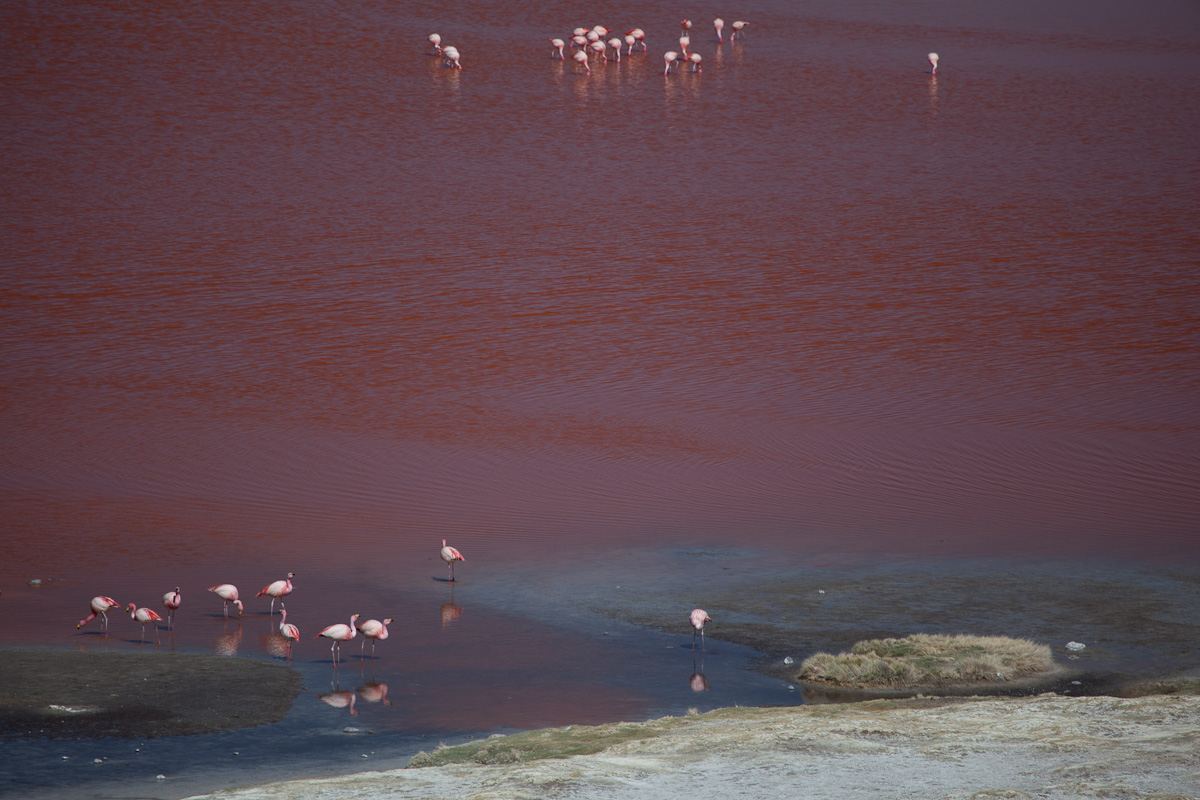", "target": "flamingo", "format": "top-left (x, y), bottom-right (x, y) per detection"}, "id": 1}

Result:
top-left (573, 49), bottom-right (590, 74)
top-left (626, 28), bottom-right (647, 52)
top-left (591, 25), bottom-right (609, 38)
top-left (928, 52), bottom-right (939, 74)
top-left (358, 617), bottom-right (391, 658)
top-left (714, 18), bottom-right (725, 43)
top-left (428, 33), bottom-right (442, 54)
top-left (688, 52), bottom-right (703, 72)
top-left (162, 587), bottom-right (181, 630)
top-left (680, 19), bottom-right (693, 36)
top-left (442, 46), bottom-right (462, 69)
top-left (316, 613), bottom-right (359, 664)
top-left (127, 603), bottom-right (164, 645)
top-left (731, 20), bottom-right (749, 41)
top-left (440, 539), bottom-right (465, 580)
top-left (255, 572), bottom-right (294, 616)
top-left (690, 608), bottom-right (712, 651)
top-left (279, 603), bottom-right (299, 663)
top-left (550, 38), bottom-right (566, 59)
top-left (624, 34), bottom-right (636, 55)
top-left (663, 50), bottom-right (679, 75)
top-left (77, 596), bottom-right (120, 633)
top-left (607, 37), bottom-right (622, 62)
top-left (590, 40), bottom-right (606, 62)
top-left (208, 584), bottom-right (243, 618)
top-left (679, 34), bottom-right (690, 56)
